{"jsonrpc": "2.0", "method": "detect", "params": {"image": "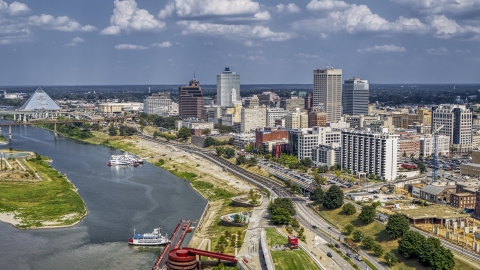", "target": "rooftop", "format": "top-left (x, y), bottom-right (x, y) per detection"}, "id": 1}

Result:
top-left (395, 205), bottom-right (470, 220)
